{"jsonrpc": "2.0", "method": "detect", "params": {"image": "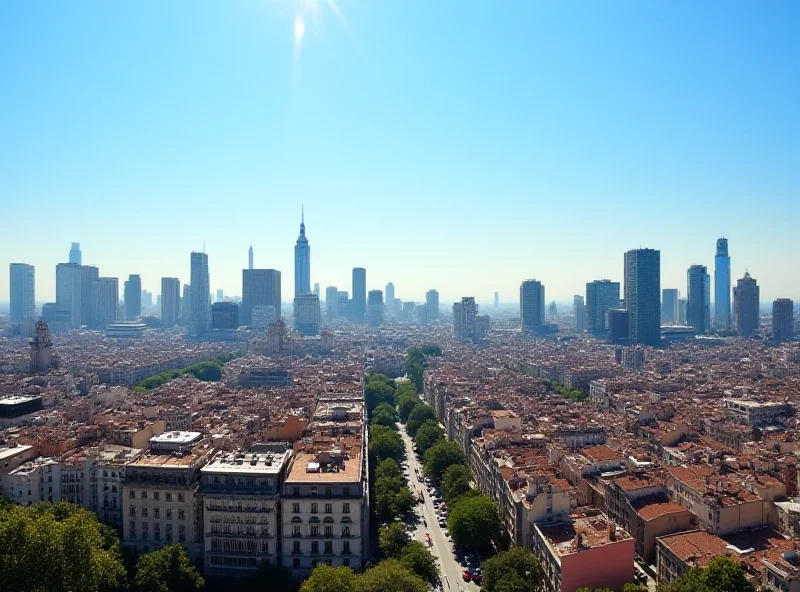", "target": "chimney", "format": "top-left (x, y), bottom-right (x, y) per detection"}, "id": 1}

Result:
top-left (574, 532), bottom-right (583, 549)
top-left (608, 523), bottom-right (616, 542)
